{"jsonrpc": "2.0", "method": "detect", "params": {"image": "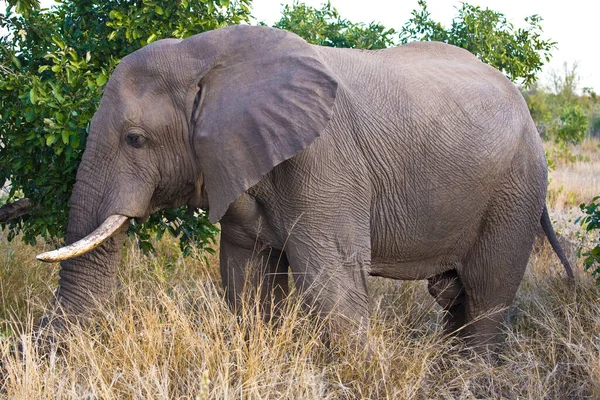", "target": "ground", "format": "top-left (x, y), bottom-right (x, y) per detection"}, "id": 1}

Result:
top-left (0, 139), bottom-right (599, 398)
